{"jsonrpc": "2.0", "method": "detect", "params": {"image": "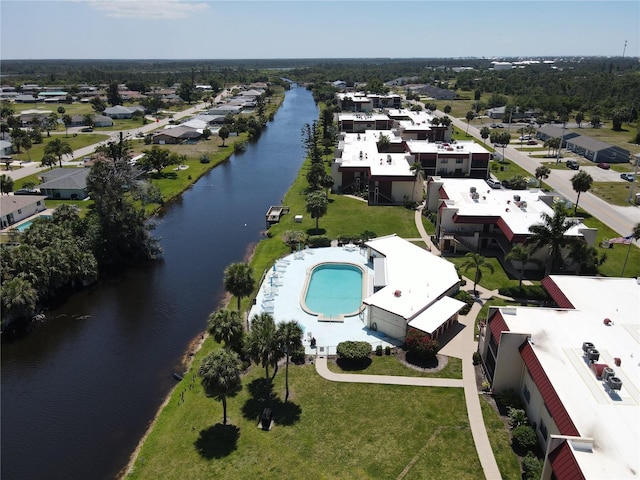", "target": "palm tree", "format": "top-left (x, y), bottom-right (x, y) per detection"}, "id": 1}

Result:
top-left (621, 222), bottom-right (640, 276)
top-left (534, 165), bottom-right (551, 188)
top-left (207, 309), bottom-right (244, 351)
top-left (571, 170), bottom-right (593, 215)
top-left (410, 161), bottom-right (423, 202)
top-left (62, 114), bottom-right (73, 137)
top-left (223, 262), bottom-right (255, 311)
top-left (41, 153), bottom-right (57, 170)
top-left (306, 190), bottom-right (328, 231)
top-left (460, 252), bottom-right (494, 295)
top-left (480, 126), bottom-right (490, 146)
top-left (246, 312), bottom-right (283, 386)
top-left (567, 243), bottom-right (605, 275)
top-left (505, 245), bottom-right (536, 287)
top-left (524, 202), bottom-right (579, 275)
top-left (465, 111), bottom-right (475, 135)
top-left (1, 276), bottom-right (38, 327)
top-left (0, 174), bottom-right (14, 194)
top-left (44, 138), bottom-right (73, 168)
top-left (198, 349), bottom-right (242, 425)
top-left (277, 320), bottom-right (303, 402)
